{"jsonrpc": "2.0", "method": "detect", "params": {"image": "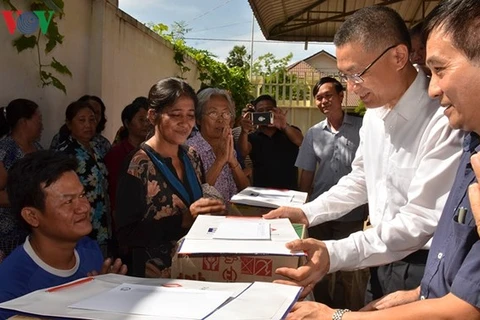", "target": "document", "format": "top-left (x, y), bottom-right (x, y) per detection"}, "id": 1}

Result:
top-left (213, 220), bottom-right (271, 240)
top-left (178, 216), bottom-right (305, 256)
top-left (0, 274), bottom-right (302, 320)
top-left (70, 283), bottom-right (233, 319)
top-left (230, 187), bottom-right (308, 209)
